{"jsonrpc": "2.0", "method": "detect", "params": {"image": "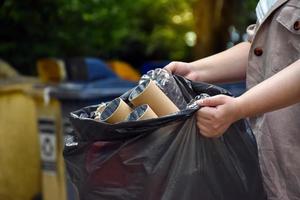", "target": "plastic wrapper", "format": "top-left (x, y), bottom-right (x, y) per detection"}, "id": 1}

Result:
top-left (64, 75), bottom-right (266, 200)
top-left (139, 68), bottom-right (187, 109)
top-left (93, 102), bottom-right (108, 120)
top-left (187, 93), bottom-right (211, 109)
